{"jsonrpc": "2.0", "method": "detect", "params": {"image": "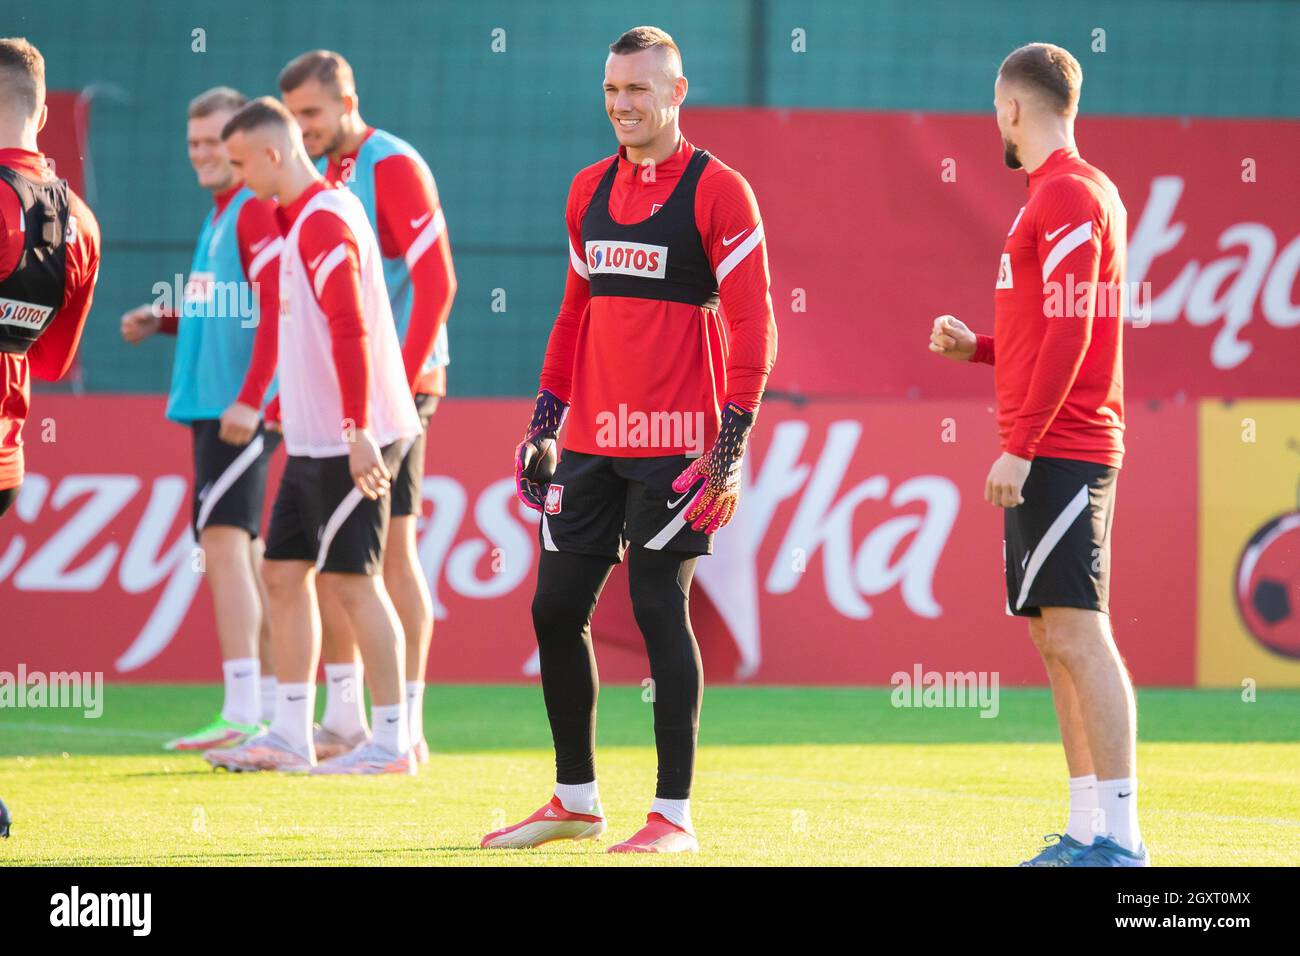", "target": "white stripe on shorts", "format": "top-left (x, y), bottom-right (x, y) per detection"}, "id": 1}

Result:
top-left (1015, 484), bottom-right (1090, 611)
top-left (195, 434), bottom-right (265, 533)
top-left (315, 487), bottom-right (365, 572)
